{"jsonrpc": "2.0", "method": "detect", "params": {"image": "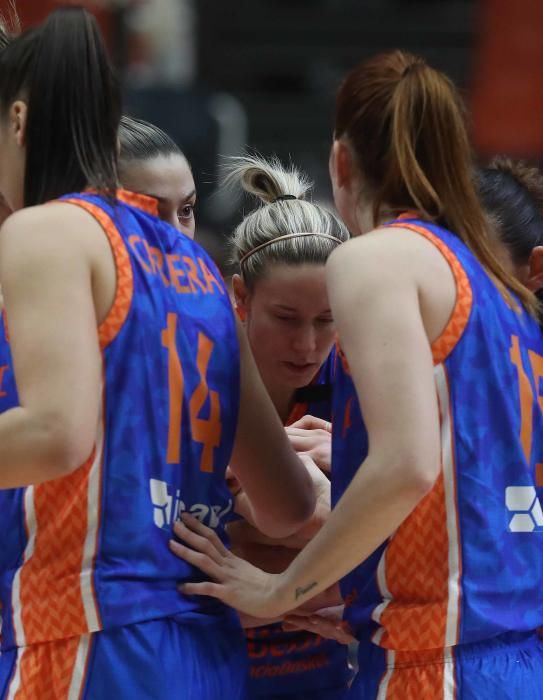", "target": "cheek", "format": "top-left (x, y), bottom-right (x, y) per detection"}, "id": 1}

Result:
top-left (316, 325), bottom-right (336, 360)
top-left (247, 316), bottom-right (288, 359)
top-left (332, 188), bottom-right (351, 225)
top-left (184, 220), bottom-right (196, 240)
